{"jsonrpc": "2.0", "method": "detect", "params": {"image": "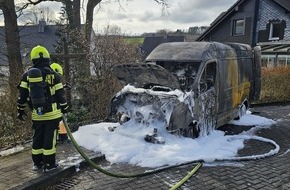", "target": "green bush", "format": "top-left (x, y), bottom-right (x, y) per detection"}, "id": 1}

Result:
top-left (66, 107), bottom-right (90, 123)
